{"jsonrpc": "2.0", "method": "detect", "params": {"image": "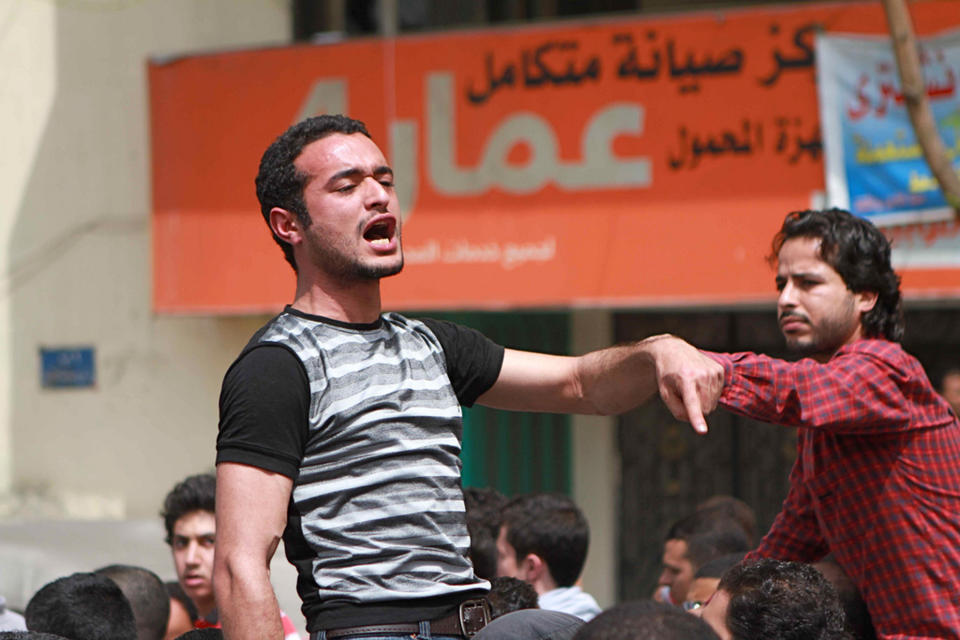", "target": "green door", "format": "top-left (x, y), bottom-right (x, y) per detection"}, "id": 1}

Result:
top-left (430, 311), bottom-right (571, 496)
